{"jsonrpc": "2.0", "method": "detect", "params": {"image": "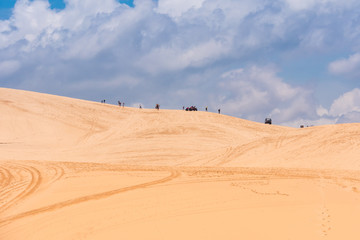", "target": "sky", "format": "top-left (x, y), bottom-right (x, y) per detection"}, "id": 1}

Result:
top-left (1, 0), bottom-right (360, 127)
